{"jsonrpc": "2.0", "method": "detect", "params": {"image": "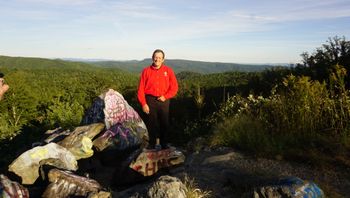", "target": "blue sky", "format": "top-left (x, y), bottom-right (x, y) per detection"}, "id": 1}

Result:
top-left (0, 0), bottom-right (349, 64)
